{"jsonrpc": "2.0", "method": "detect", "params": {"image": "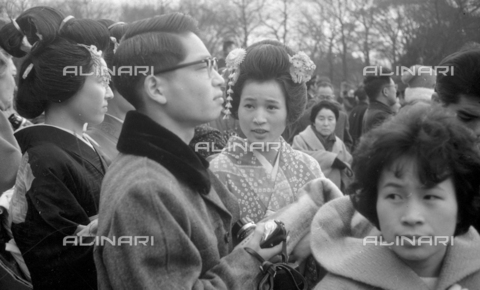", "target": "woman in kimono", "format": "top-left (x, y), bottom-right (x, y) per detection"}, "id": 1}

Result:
top-left (209, 40), bottom-right (338, 288)
top-left (210, 40), bottom-right (325, 222)
top-left (292, 100), bottom-right (352, 192)
top-left (87, 20), bottom-right (134, 163)
top-left (0, 8), bottom-right (113, 290)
